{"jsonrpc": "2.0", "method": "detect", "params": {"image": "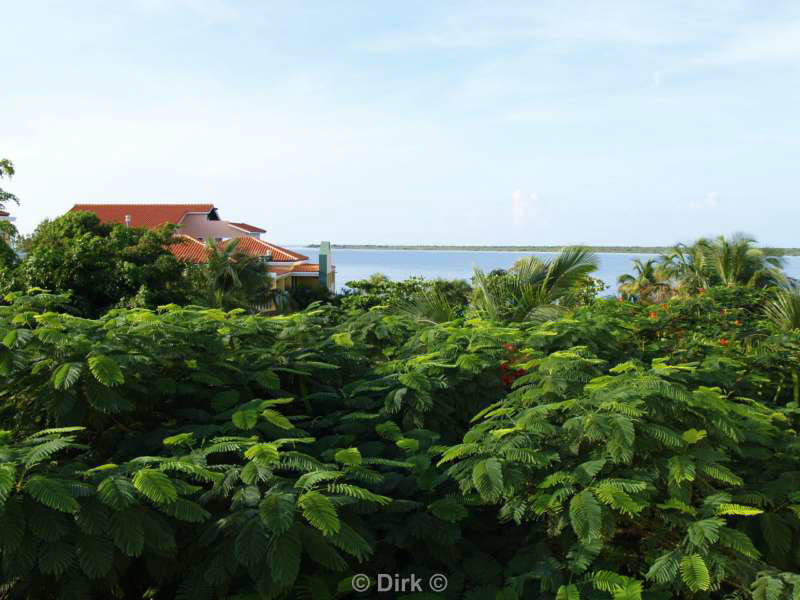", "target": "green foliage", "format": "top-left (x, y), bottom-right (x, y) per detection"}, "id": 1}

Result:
top-left (765, 289), bottom-right (800, 331)
top-left (1, 265), bottom-right (800, 598)
top-left (184, 237), bottom-right (276, 311)
top-left (0, 158), bottom-right (19, 270)
top-left (0, 158), bottom-right (19, 211)
top-left (617, 258), bottom-right (670, 303)
top-left (471, 246), bottom-right (598, 322)
top-left (660, 233), bottom-right (785, 293)
top-left (11, 211), bottom-right (188, 315)
top-left (340, 274), bottom-right (471, 316)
